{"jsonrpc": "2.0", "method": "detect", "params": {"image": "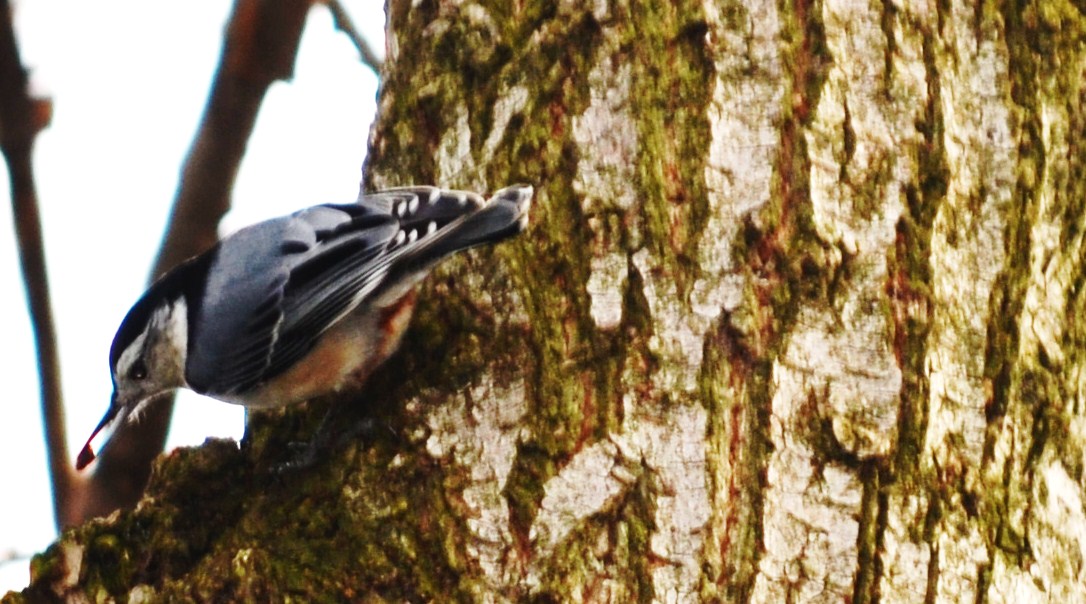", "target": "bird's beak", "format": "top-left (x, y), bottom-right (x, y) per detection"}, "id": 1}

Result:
top-left (76, 391), bottom-right (127, 471)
